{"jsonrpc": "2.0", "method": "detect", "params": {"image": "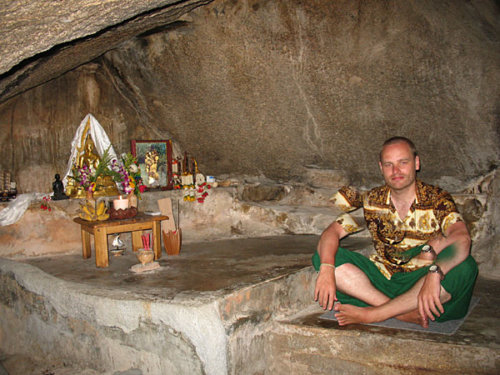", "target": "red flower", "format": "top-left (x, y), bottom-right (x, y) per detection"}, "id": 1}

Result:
top-left (48, 208), bottom-right (52, 212)
top-left (197, 198), bottom-right (205, 203)
top-left (40, 204), bottom-right (44, 209)
top-left (207, 185), bottom-right (212, 189)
